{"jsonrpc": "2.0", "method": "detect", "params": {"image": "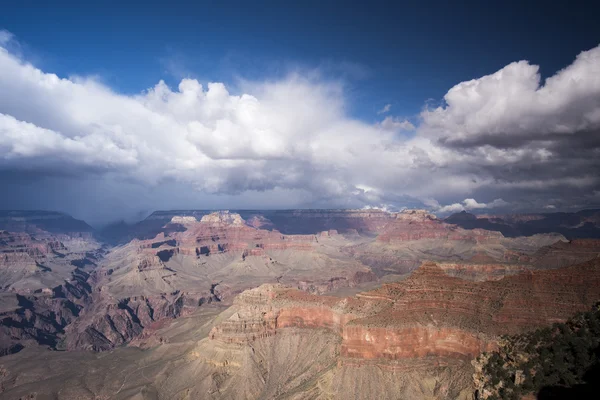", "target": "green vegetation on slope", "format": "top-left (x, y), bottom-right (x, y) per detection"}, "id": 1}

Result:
top-left (473, 303), bottom-right (600, 399)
